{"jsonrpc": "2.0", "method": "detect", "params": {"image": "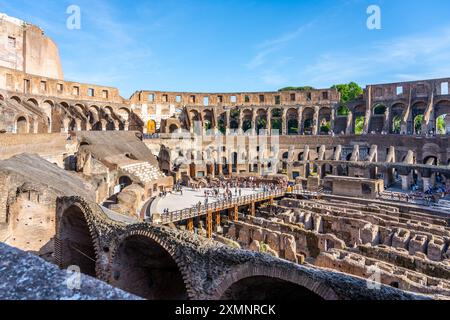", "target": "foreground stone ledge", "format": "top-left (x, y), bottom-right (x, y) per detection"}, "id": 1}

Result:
top-left (0, 242), bottom-right (140, 300)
